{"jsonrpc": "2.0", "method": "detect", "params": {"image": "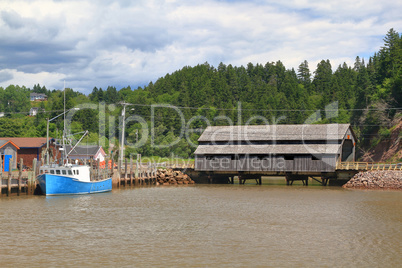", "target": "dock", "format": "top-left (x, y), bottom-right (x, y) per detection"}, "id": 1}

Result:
top-left (0, 156), bottom-right (161, 197)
